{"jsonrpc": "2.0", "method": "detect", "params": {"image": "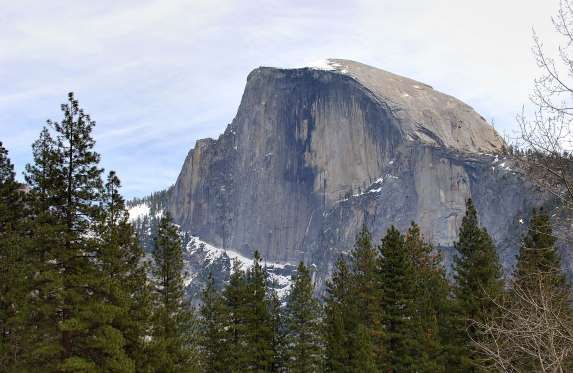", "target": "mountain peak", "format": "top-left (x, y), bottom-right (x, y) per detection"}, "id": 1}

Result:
top-left (167, 58), bottom-right (553, 296)
top-left (253, 58), bottom-right (505, 154)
